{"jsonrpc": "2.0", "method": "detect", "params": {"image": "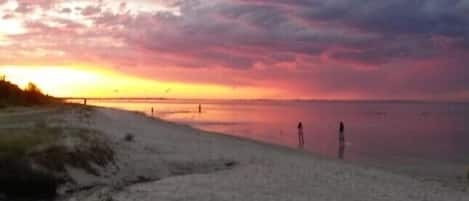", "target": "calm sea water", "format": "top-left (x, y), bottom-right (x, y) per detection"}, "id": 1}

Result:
top-left (78, 99), bottom-right (469, 164)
